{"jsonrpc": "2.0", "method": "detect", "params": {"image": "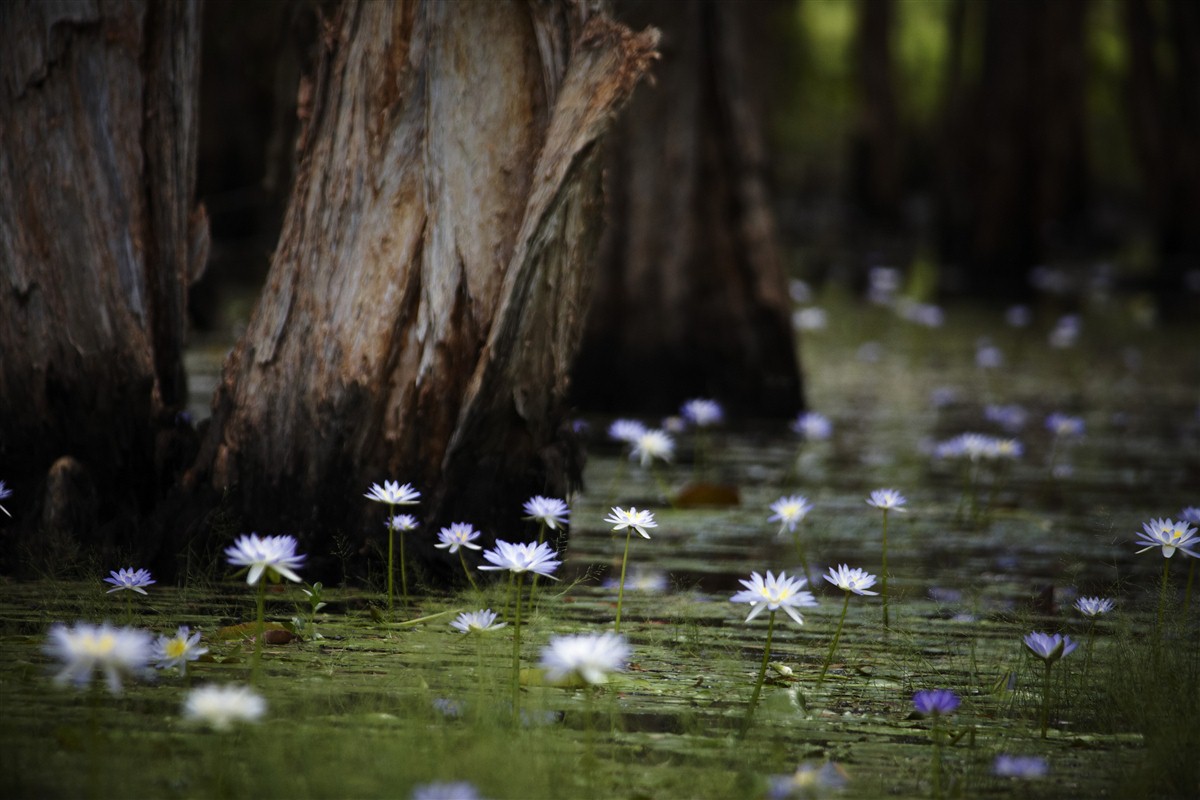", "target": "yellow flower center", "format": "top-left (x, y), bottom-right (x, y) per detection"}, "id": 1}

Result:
top-left (82, 633), bottom-right (116, 657)
top-left (166, 639), bottom-right (188, 659)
